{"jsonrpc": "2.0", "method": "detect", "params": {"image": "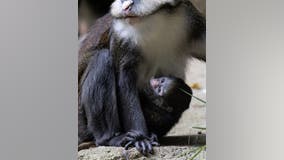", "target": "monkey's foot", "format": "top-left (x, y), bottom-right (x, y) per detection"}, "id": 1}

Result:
top-left (149, 133), bottom-right (160, 146)
top-left (78, 141), bottom-right (96, 151)
top-left (121, 131), bottom-right (159, 156)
